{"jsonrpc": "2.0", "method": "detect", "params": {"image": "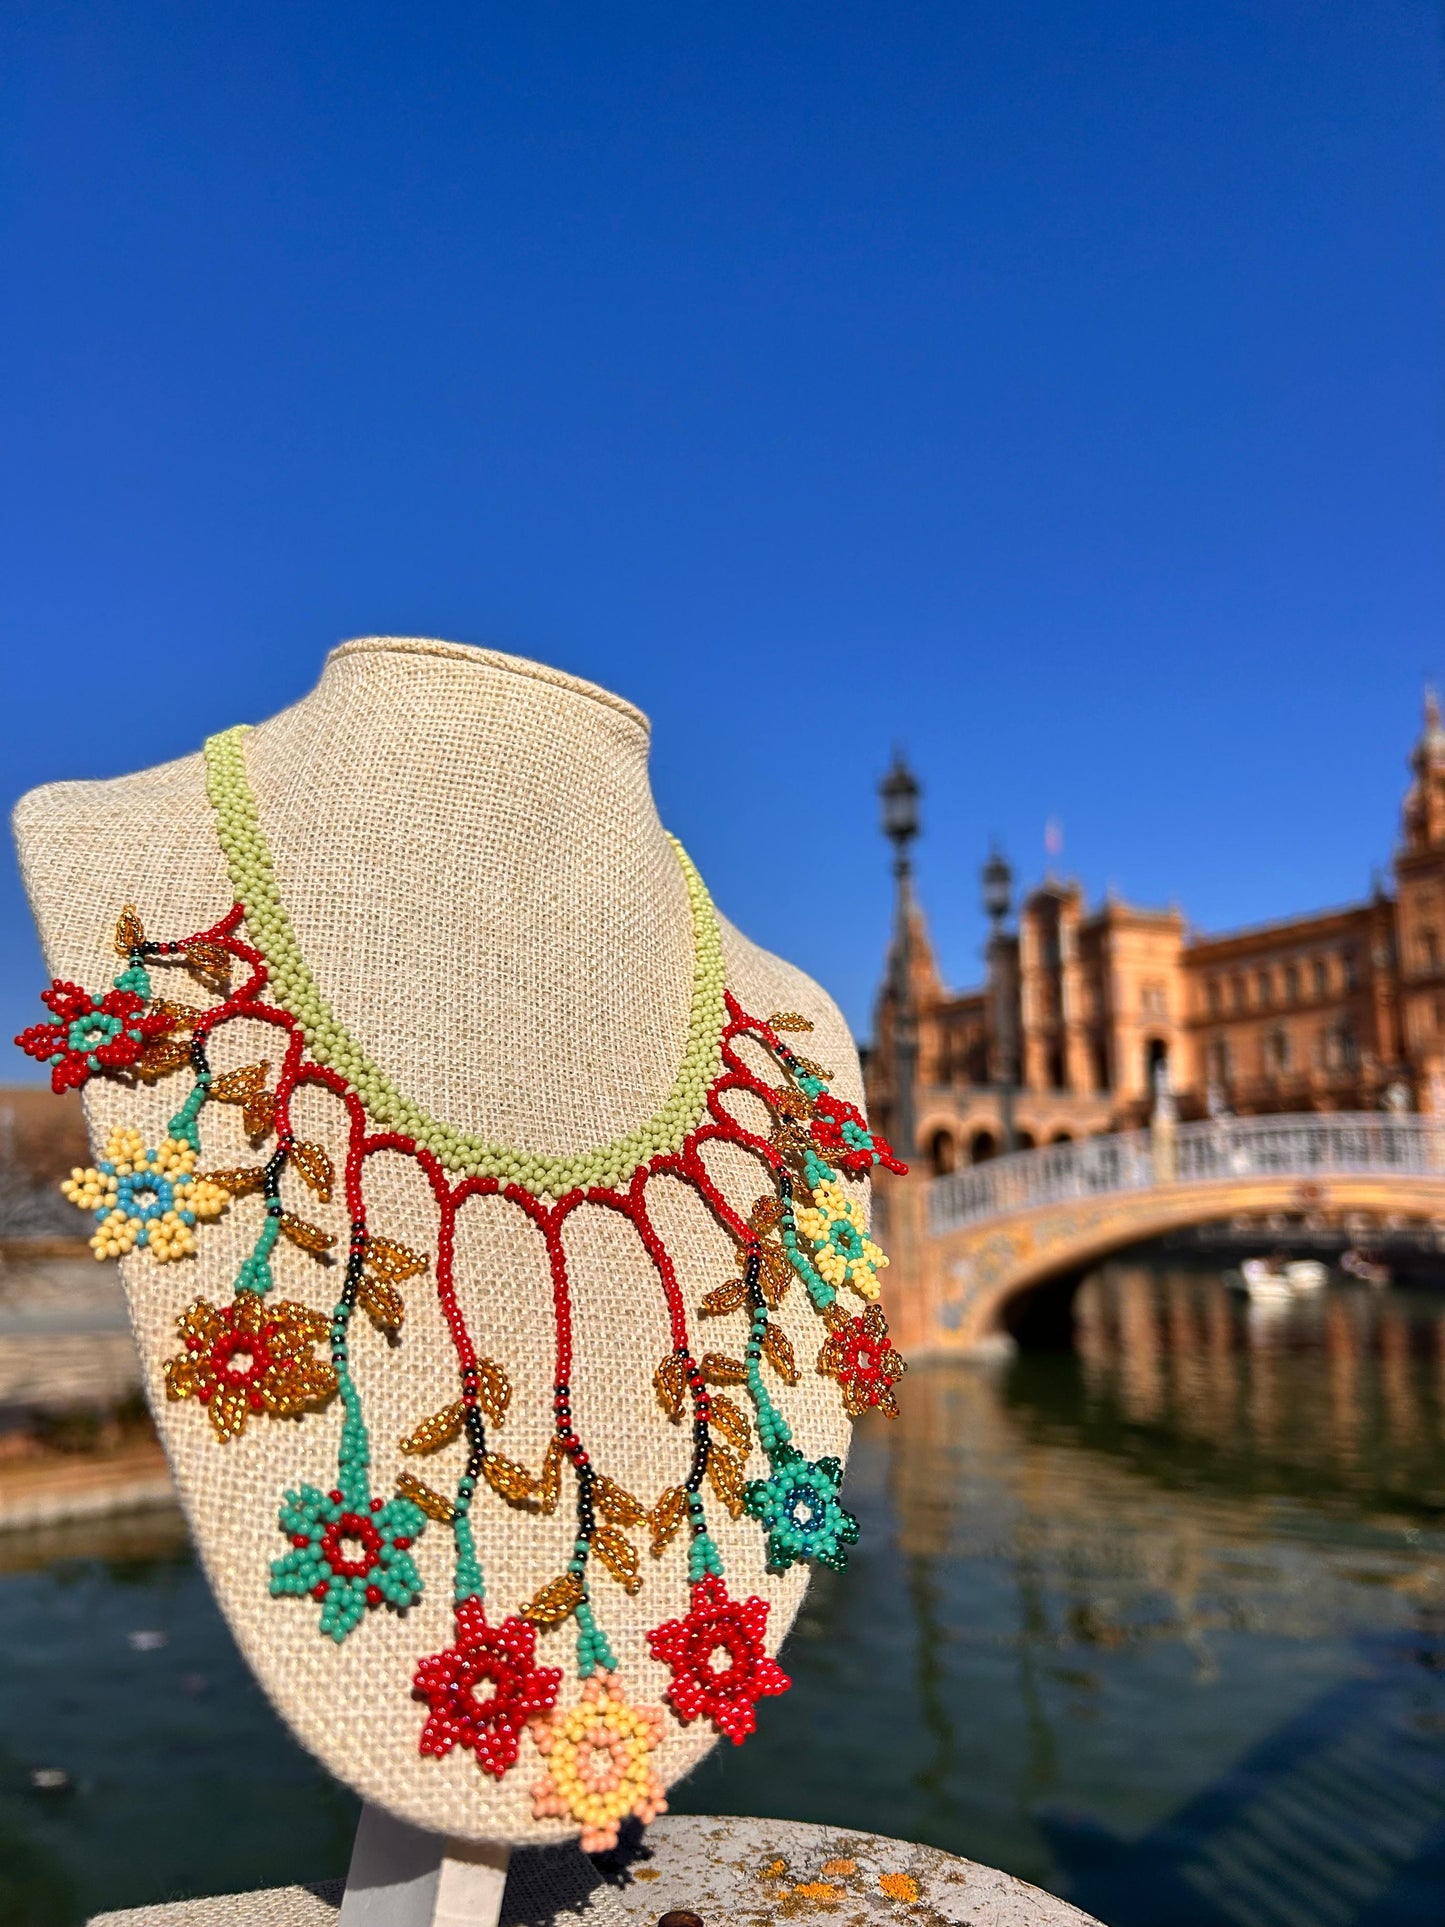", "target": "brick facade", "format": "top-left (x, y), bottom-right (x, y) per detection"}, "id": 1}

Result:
top-left (870, 696), bottom-right (1445, 1172)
